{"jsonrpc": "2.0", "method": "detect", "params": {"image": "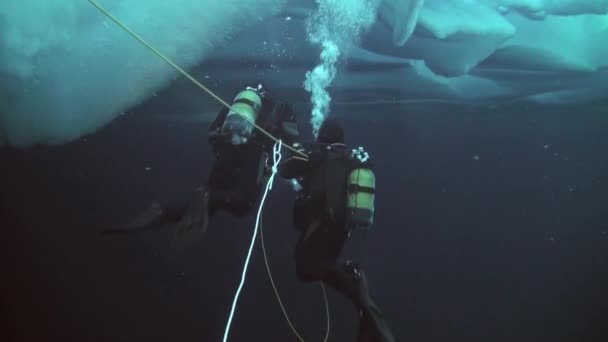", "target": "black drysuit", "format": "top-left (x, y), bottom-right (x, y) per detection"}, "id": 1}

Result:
top-left (279, 142), bottom-right (395, 342)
